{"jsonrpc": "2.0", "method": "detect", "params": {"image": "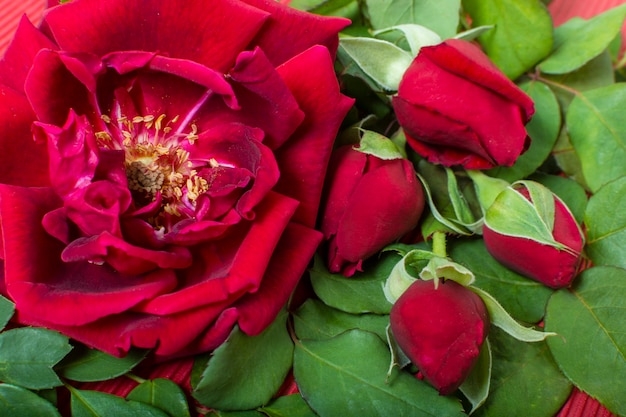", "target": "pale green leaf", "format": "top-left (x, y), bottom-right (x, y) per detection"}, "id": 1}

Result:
top-left (462, 0), bottom-right (553, 79)
top-left (584, 176), bottom-right (626, 268)
top-left (545, 266), bottom-right (626, 415)
top-left (567, 83), bottom-right (626, 192)
top-left (366, 0), bottom-right (461, 39)
top-left (539, 6), bottom-right (626, 74)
